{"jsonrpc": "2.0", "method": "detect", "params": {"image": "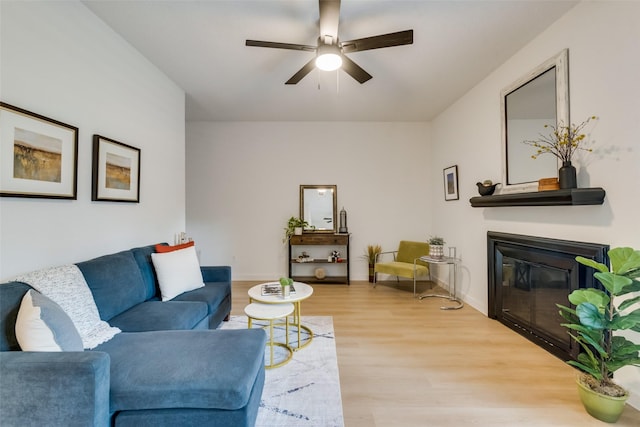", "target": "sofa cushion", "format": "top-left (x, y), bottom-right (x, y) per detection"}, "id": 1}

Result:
top-left (93, 329), bottom-right (268, 412)
top-left (15, 290), bottom-right (84, 352)
top-left (155, 241), bottom-right (194, 253)
top-left (108, 301), bottom-right (209, 332)
top-left (151, 246), bottom-right (204, 301)
top-left (14, 265), bottom-right (120, 350)
top-left (0, 281), bottom-right (32, 351)
top-left (130, 245), bottom-right (162, 301)
top-left (171, 282), bottom-right (230, 316)
top-left (77, 250), bottom-right (148, 321)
